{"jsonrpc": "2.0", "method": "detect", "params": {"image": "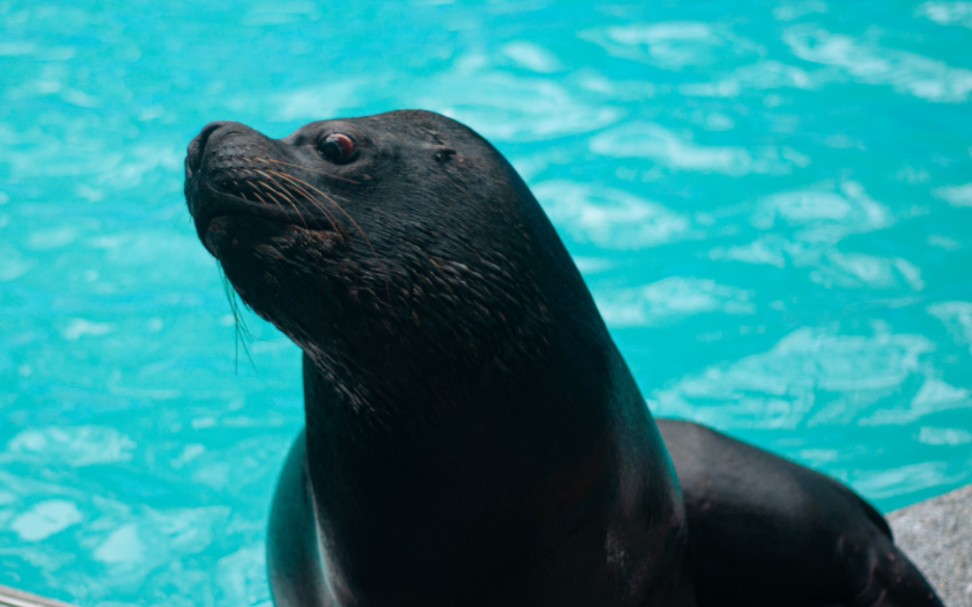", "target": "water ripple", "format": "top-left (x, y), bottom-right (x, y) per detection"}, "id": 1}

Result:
top-left (680, 60), bottom-right (814, 97)
top-left (5, 426), bottom-right (135, 467)
top-left (917, 1), bottom-right (972, 28)
top-left (582, 21), bottom-right (761, 68)
top-left (929, 301), bottom-right (972, 355)
top-left (854, 461), bottom-right (966, 500)
top-left (863, 377), bottom-right (970, 425)
top-left (934, 183), bottom-right (972, 207)
top-left (596, 277), bottom-right (754, 328)
top-left (533, 180), bottom-right (689, 249)
top-left (425, 72), bottom-right (622, 142)
top-left (9, 500), bottom-right (83, 542)
top-left (754, 181), bottom-right (891, 242)
top-left (784, 26), bottom-right (972, 102)
top-left (591, 122), bottom-right (798, 175)
top-left (653, 326), bottom-right (934, 429)
top-left (499, 41), bottom-right (562, 73)
top-left (93, 524), bottom-right (143, 565)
